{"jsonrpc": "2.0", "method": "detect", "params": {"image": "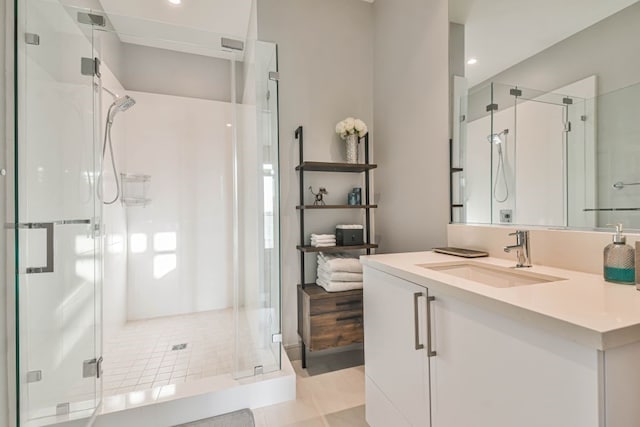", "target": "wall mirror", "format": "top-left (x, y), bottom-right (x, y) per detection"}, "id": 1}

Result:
top-left (449, 0), bottom-right (640, 231)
